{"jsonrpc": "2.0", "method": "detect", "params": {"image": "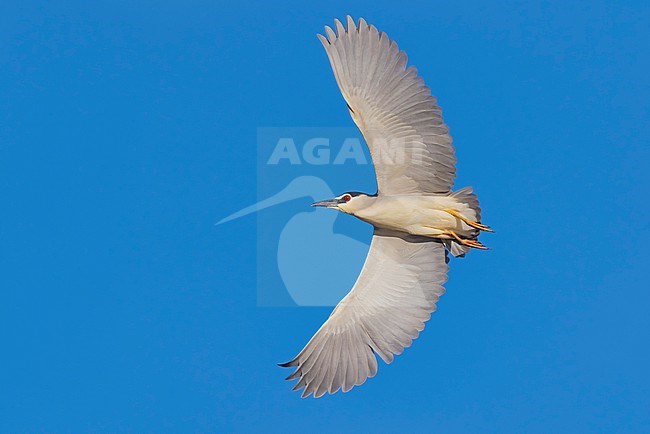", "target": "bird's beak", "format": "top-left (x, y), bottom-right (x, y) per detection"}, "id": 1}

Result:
top-left (311, 198), bottom-right (340, 208)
